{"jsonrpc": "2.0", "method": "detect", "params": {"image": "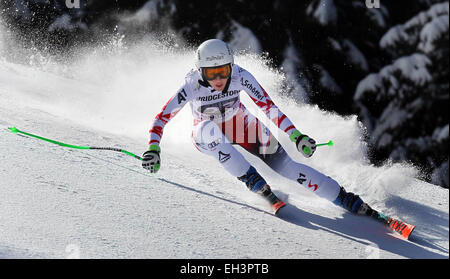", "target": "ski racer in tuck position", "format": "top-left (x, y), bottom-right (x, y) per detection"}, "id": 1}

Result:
top-left (142, 39), bottom-right (369, 216)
